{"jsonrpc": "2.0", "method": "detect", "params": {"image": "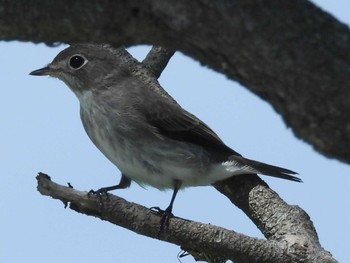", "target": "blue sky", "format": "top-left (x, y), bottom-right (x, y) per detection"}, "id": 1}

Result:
top-left (1, 1), bottom-right (349, 262)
